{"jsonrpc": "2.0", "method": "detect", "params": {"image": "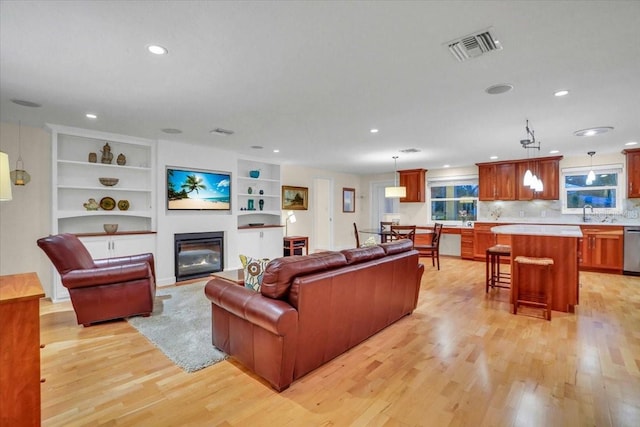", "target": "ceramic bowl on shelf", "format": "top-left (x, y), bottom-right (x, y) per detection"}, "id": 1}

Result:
top-left (103, 224), bottom-right (118, 234)
top-left (99, 177), bottom-right (119, 186)
top-left (249, 170), bottom-right (260, 178)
